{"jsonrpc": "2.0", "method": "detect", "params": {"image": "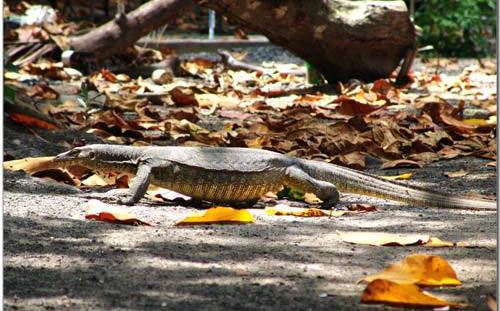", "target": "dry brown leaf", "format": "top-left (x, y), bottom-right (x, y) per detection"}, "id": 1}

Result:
top-left (487, 294), bottom-right (497, 311)
top-left (170, 87), bottom-right (198, 106)
top-left (486, 161), bottom-right (496, 167)
top-left (361, 279), bottom-right (467, 308)
top-left (381, 159), bottom-right (423, 169)
top-left (358, 254), bottom-right (462, 287)
top-left (334, 96), bottom-right (385, 116)
top-left (265, 205), bottom-right (329, 217)
top-left (346, 203), bottom-right (377, 212)
top-left (85, 200), bottom-right (151, 226)
top-left (444, 169), bottom-right (468, 178)
top-left (422, 102), bottom-right (479, 134)
top-left (10, 112), bottom-right (59, 130)
top-left (330, 151), bottom-right (366, 170)
top-left (99, 69), bottom-right (117, 82)
top-left (438, 147), bottom-right (464, 159)
top-left (176, 207), bottom-right (254, 226)
top-left (408, 152), bottom-right (441, 163)
top-left (26, 84), bottom-right (59, 100)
